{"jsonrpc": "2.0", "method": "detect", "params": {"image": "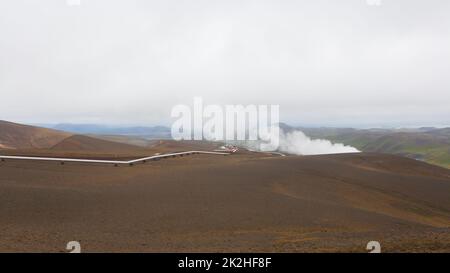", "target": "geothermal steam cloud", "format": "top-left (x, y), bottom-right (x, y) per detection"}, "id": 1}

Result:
top-left (248, 127), bottom-right (360, 155)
